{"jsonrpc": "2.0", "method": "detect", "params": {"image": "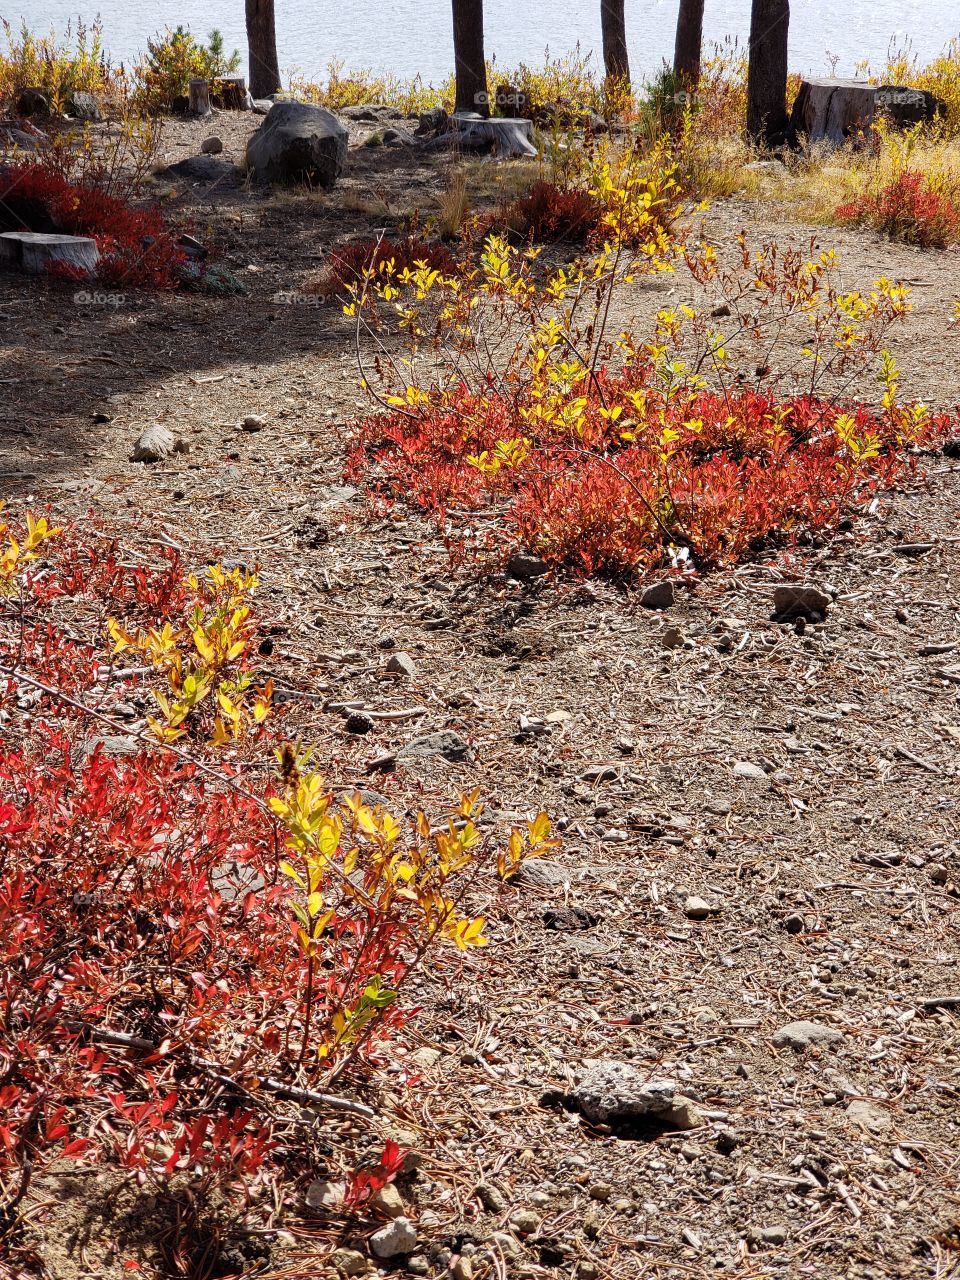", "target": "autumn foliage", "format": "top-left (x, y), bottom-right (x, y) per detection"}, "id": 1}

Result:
top-left (836, 168), bottom-right (960, 248)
